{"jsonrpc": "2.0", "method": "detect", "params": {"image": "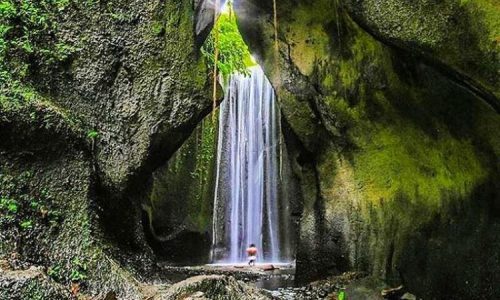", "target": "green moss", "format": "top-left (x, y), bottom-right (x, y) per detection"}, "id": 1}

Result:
top-left (338, 61), bottom-right (359, 89)
top-left (0, 0), bottom-right (77, 105)
top-left (151, 21), bottom-right (164, 36)
top-left (353, 123), bottom-right (486, 211)
top-left (280, 90), bottom-right (322, 151)
top-left (148, 116), bottom-right (217, 236)
top-left (347, 0), bottom-right (499, 97)
top-left (143, 0), bottom-right (210, 101)
top-left (0, 170), bottom-right (62, 233)
top-left (23, 282), bottom-right (45, 300)
top-left (187, 118), bottom-right (217, 231)
top-left (283, 0), bottom-right (333, 75)
top-left (201, 5), bottom-right (254, 79)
